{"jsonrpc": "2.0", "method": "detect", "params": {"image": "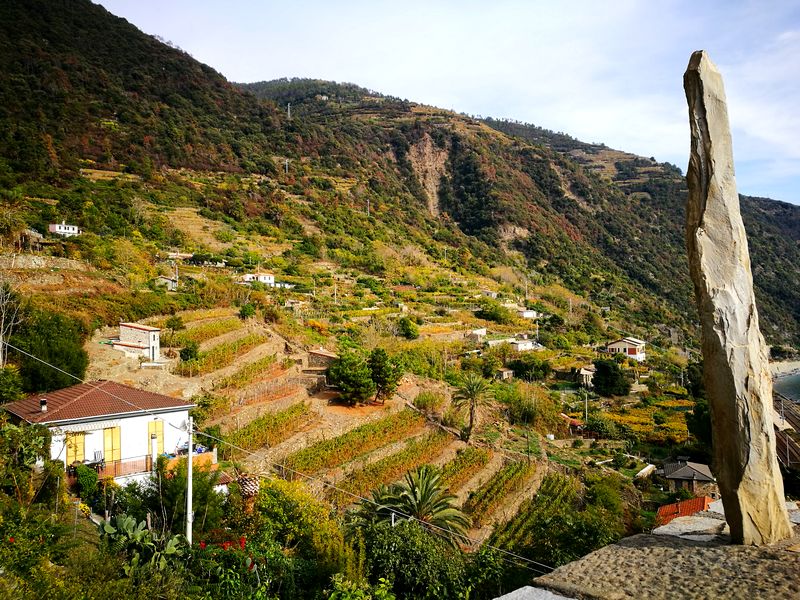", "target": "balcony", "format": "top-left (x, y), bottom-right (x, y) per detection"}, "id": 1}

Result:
top-left (66, 450), bottom-right (217, 485)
